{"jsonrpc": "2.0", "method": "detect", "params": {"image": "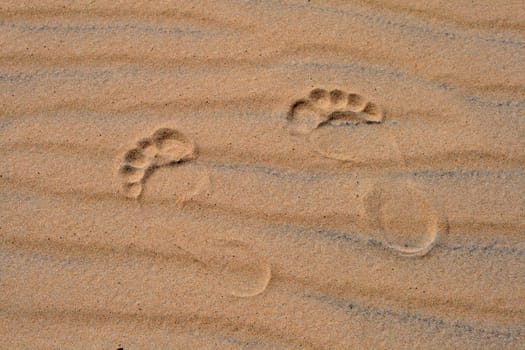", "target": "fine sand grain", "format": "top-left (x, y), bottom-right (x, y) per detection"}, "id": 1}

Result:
top-left (1, 1), bottom-right (524, 349)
